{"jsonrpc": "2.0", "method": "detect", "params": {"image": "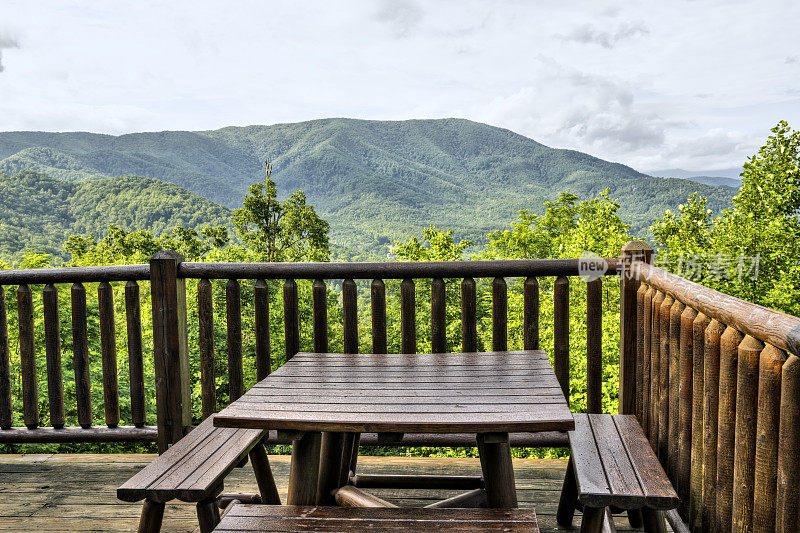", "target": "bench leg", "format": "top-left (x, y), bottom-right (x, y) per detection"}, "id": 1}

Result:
top-left (556, 456), bottom-right (578, 526)
top-left (476, 432), bottom-right (518, 508)
top-left (339, 432), bottom-right (358, 485)
top-left (316, 431), bottom-right (346, 505)
top-left (640, 508), bottom-right (667, 533)
top-left (196, 497), bottom-right (220, 533)
top-left (249, 441), bottom-right (281, 505)
top-left (137, 499), bottom-right (164, 533)
top-left (580, 507), bottom-right (616, 533)
top-left (287, 431), bottom-right (322, 505)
